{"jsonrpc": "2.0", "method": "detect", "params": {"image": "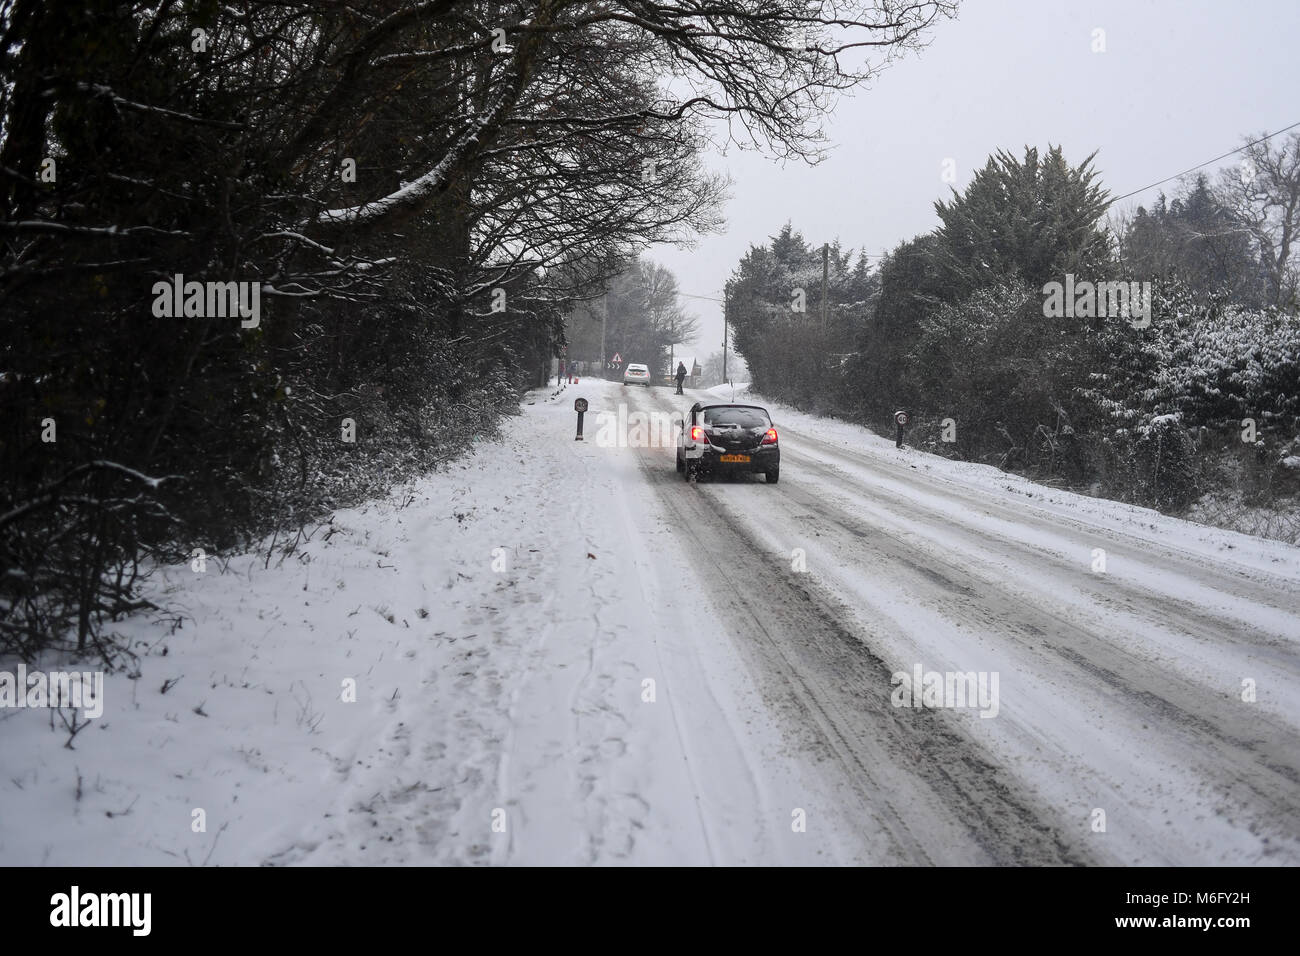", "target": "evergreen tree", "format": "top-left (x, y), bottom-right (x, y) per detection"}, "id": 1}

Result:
top-left (933, 146), bottom-right (1111, 299)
